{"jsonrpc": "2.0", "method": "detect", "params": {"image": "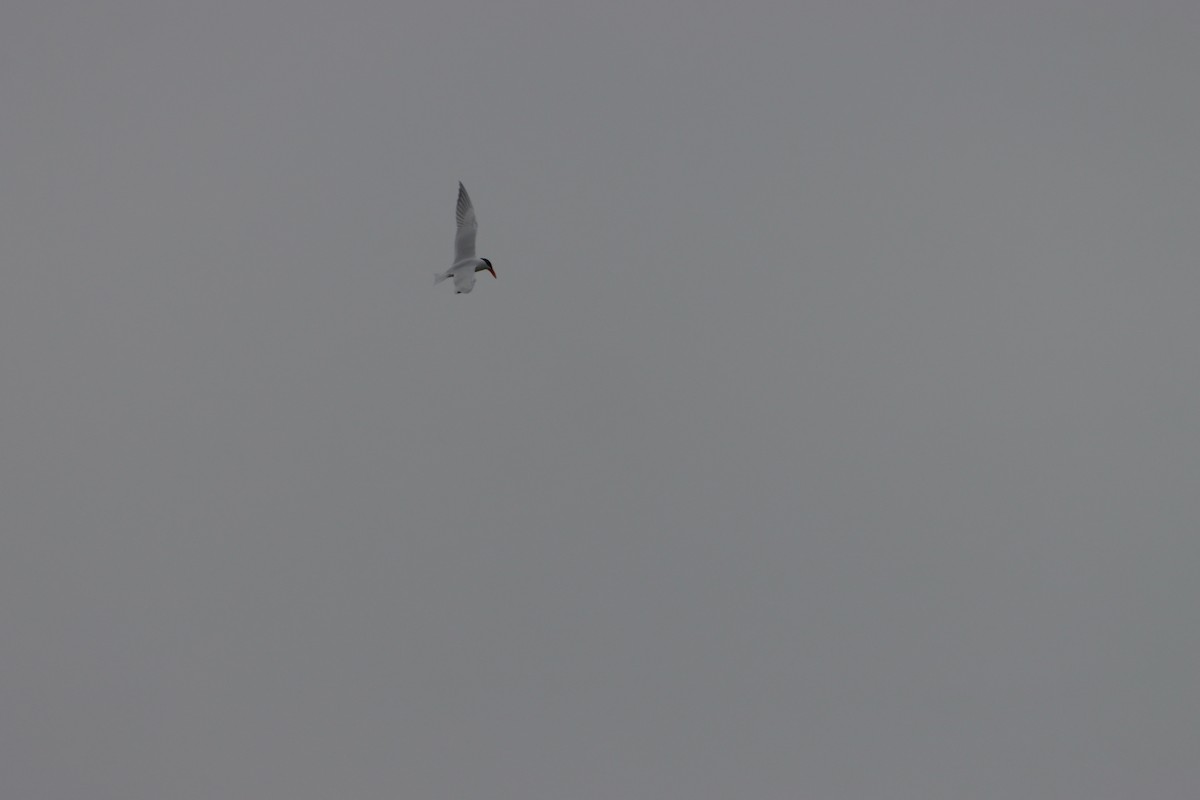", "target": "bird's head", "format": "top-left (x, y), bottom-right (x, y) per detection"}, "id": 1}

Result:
top-left (477, 258), bottom-right (496, 279)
